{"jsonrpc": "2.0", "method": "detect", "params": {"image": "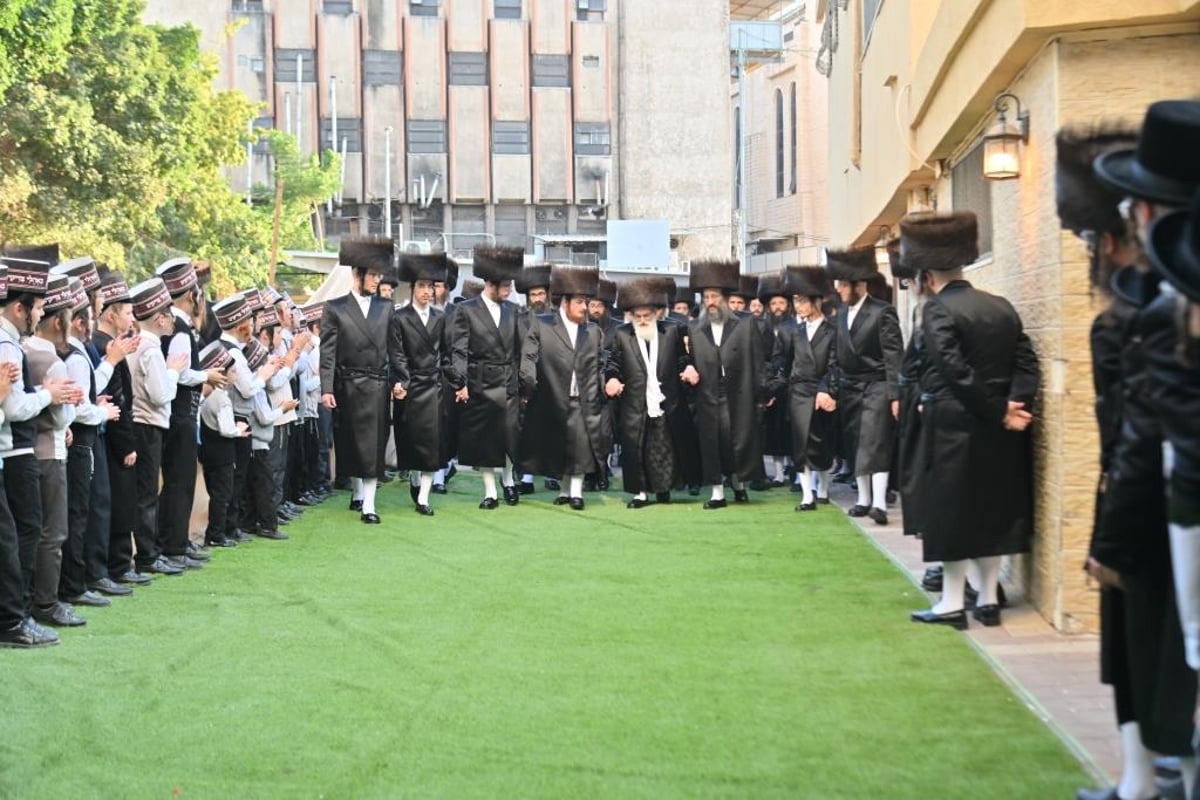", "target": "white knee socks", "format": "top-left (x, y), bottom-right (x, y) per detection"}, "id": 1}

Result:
top-left (773, 457), bottom-right (787, 481)
top-left (417, 472), bottom-right (433, 506)
top-left (568, 474), bottom-right (584, 499)
top-left (360, 477), bottom-right (378, 515)
top-left (800, 467), bottom-right (815, 505)
top-left (855, 476), bottom-right (871, 507)
top-left (975, 556), bottom-right (1003, 607)
top-left (434, 468), bottom-right (445, 484)
top-left (500, 459), bottom-right (515, 488)
top-left (816, 470), bottom-right (830, 499)
top-left (711, 483), bottom-right (726, 502)
top-left (481, 470), bottom-right (498, 500)
top-left (933, 560), bottom-right (968, 614)
top-left (1116, 722), bottom-right (1158, 800)
top-left (871, 472), bottom-right (888, 511)
top-left (1169, 523), bottom-right (1200, 669)
top-left (352, 477), bottom-right (364, 501)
